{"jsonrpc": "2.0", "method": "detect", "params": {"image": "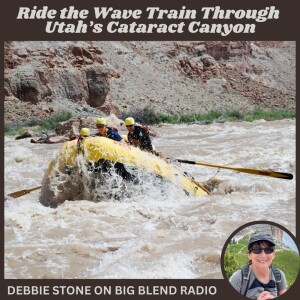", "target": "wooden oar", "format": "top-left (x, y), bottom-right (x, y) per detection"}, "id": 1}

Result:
top-left (7, 186), bottom-right (42, 199)
top-left (172, 159), bottom-right (293, 180)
